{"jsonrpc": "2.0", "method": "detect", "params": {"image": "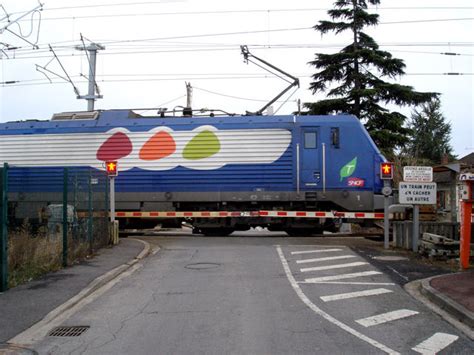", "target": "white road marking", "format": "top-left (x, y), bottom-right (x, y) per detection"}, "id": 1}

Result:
top-left (300, 261), bottom-right (367, 273)
top-left (296, 255), bottom-right (356, 264)
top-left (299, 281), bottom-right (395, 286)
top-left (412, 333), bottom-right (459, 354)
top-left (305, 270), bottom-right (382, 282)
top-left (356, 309), bottom-right (419, 327)
top-left (320, 288), bottom-right (393, 302)
top-left (276, 246), bottom-right (399, 355)
top-left (291, 248), bottom-right (343, 255)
